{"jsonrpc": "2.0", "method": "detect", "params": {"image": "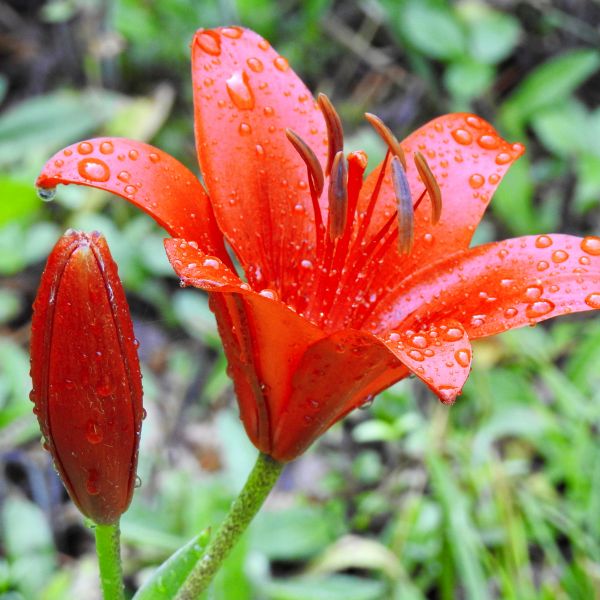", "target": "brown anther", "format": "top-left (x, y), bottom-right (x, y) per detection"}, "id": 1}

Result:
top-left (364, 113), bottom-right (407, 170)
top-left (286, 129), bottom-right (325, 196)
top-left (414, 152), bottom-right (442, 224)
top-left (317, 93), bottom-right (344, 176)
top-left (391, 155), bottom-right (414, 255)
top-left (328, 150), bottom-right (348, 241)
